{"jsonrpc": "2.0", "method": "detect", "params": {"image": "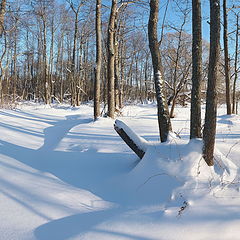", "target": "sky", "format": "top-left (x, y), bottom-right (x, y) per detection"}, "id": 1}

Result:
top-left (57, 0), bottom-right (211, 40)
top-left (56, 0), bottom-right (239, 54)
